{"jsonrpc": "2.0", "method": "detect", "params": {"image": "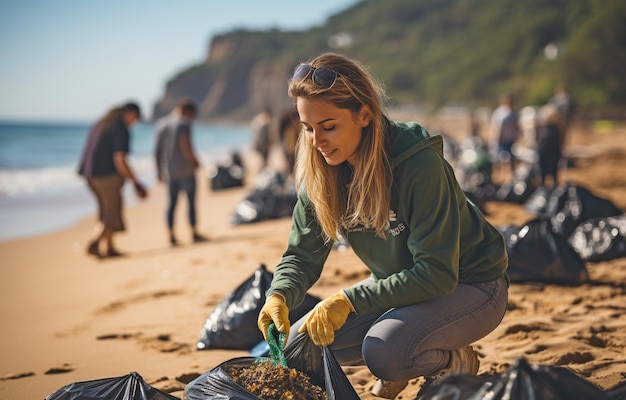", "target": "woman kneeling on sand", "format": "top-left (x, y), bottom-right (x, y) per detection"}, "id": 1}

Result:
top-left (258, 53), bottom-right (509, 399)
